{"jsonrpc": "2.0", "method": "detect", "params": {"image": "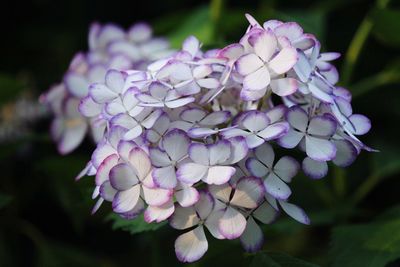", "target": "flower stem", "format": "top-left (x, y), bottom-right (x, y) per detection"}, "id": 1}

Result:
top-left (210, 0), bottom-right (224, 40)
